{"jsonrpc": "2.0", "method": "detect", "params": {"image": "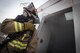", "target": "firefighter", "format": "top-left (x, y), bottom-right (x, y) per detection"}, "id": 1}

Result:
top-left (0, 4), bottom-right (38, 53)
